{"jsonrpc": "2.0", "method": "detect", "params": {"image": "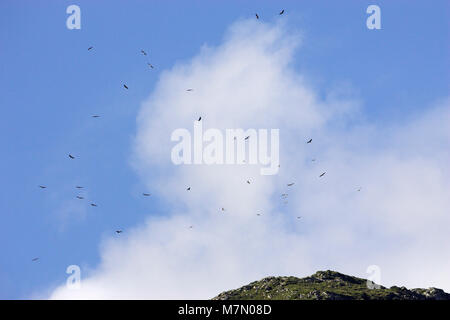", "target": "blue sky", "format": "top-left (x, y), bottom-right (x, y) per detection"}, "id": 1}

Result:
top-left (0, 1), bottom-right (448, 299)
